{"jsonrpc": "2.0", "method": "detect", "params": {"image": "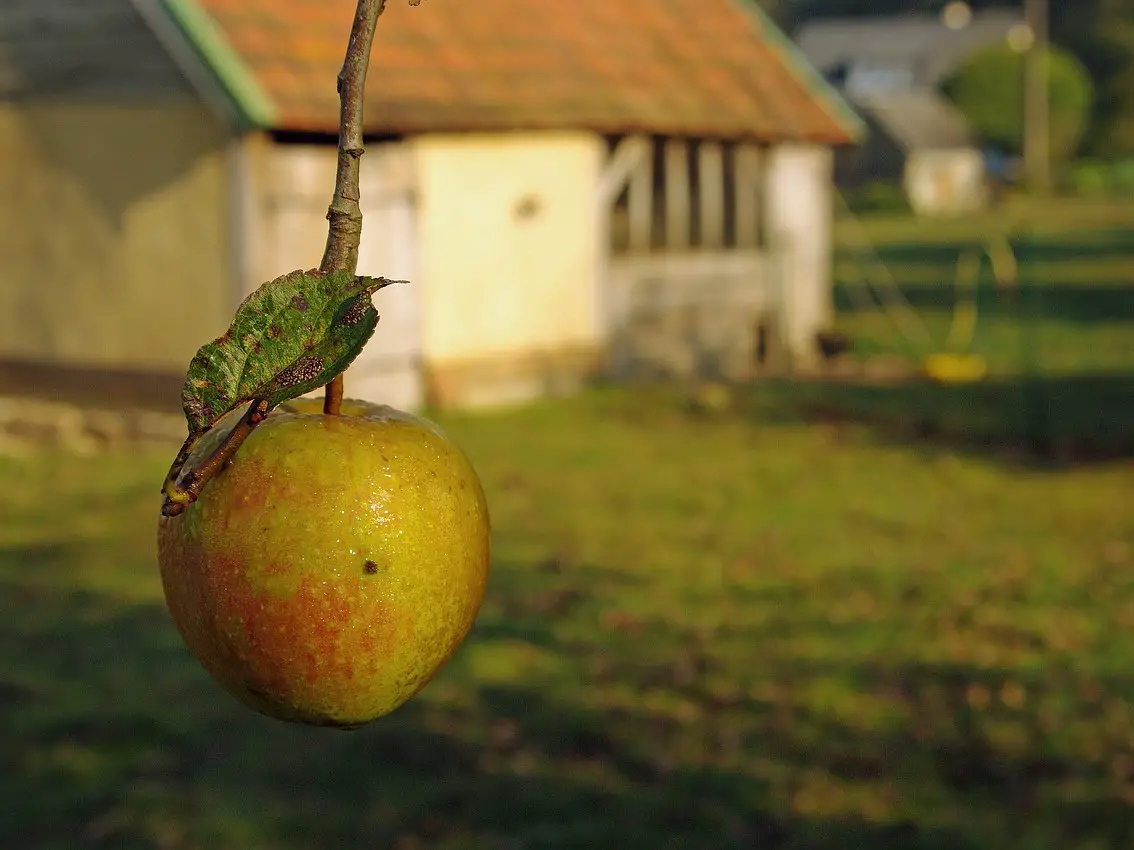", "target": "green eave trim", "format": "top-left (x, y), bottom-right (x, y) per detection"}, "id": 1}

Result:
top-left (160, 0), bottom-right (277, 129)
top-left (733, 0), bottom-right (866, 145)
